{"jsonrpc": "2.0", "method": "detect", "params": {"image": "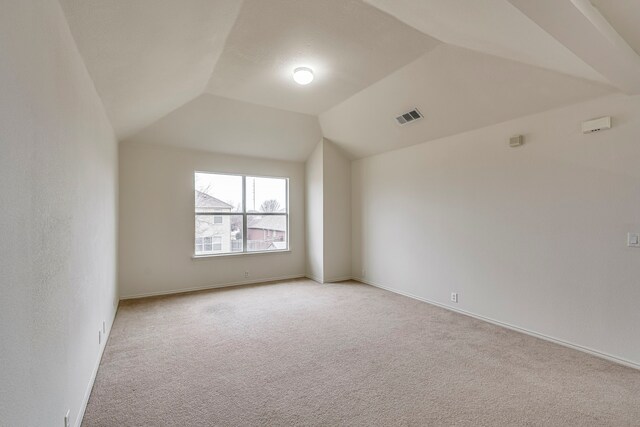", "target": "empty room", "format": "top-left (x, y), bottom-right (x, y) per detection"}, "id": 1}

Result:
top-left (2, 0), bottom-right (640, 425)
